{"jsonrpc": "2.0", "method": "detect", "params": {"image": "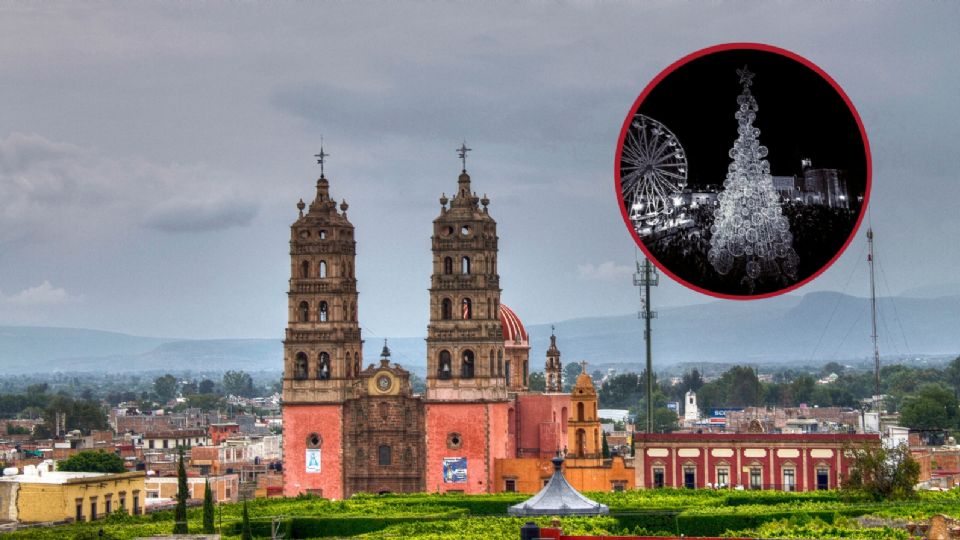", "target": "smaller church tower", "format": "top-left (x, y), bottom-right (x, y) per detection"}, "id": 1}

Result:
top-left (545, 329), bottom-right (562, 393)
top-left (567, 363), bottom-right (601, 460)
top-left (684, 390), bottom-right (699, 426)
